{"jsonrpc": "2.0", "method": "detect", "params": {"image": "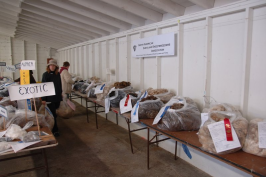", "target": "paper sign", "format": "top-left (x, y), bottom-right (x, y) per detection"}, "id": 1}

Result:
top-left (131, 101), bottom-right (140, 123)
top-left (14, 63), bottom-right (21, 69)
top-left (8, 82), bottom-right (55, 101)
top-left (20, 70), bottom-right (30, 85)
top-left (21, 60), bottom-right (35, 70)
top-left (11, 140), bottom-right (41, 153)
top-left (0, 62), bottom-right (6, 66)
top-left (5, 65), bottom-right (16, 72)
top-left (94, 84), bottom-right (105, 94)
top-left (200, 113), bottom-right (209, 127)
top-left (0, 105), bottom-right (7, 118)
top-left (208, 121), bottom-right (241, 153)
top-left (258, 122), bottom-right (266, 148)
top-left (120, 95), bottom-right (133, 114)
